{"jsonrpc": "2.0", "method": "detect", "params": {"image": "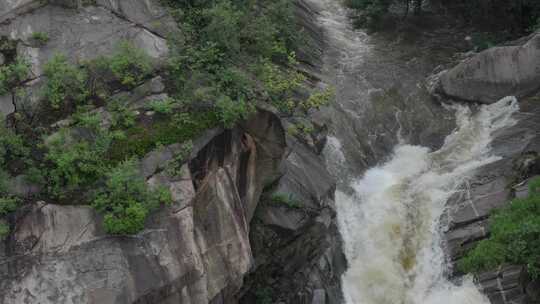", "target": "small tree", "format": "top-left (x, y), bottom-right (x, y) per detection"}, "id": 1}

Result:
top-left (92, 159), bottom-right (172, 234)
top-left (43, 54), bottom-right (88, 109)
